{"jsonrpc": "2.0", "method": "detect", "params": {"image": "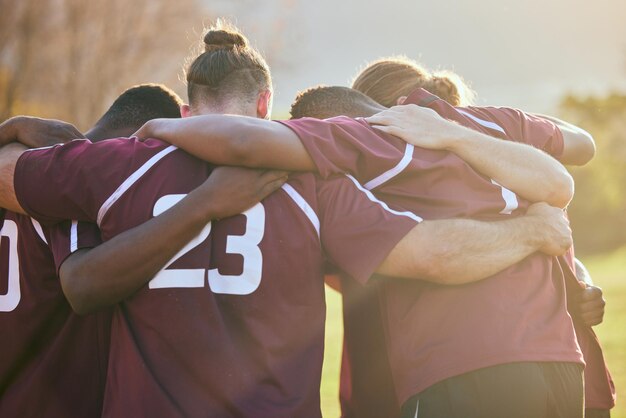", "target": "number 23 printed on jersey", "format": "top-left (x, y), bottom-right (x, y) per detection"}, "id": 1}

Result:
top-left (148, 194), bottom-right (265, 296)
